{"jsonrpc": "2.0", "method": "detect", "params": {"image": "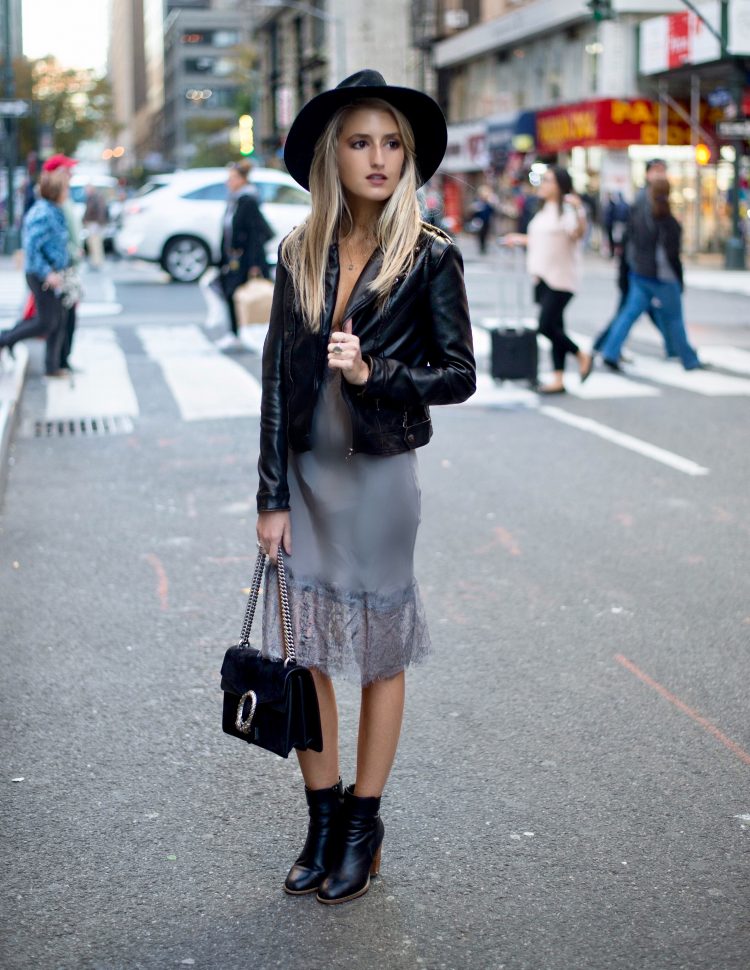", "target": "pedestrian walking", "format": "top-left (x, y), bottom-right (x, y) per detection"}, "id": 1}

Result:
top-left (43, 155), bottom-right (84, 372)
top-left (217, 160), bottom-right (274, 351)
top-left (82, 184), bottom-right (108, 270)
top-left (255, 69), bottom-right (475, 904)
top-left (503, 165), bottom-right (593, 394)
top-left (603, 191), bottom-right (629, 258)
top-left (598, 178), bottom-right (702, 372)
top-left (469, 184), bottom-right (496, 254)
top-left (0, 168), bottom-right (70, 376)
top-left (593, 159), bottom-right (677, 359)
